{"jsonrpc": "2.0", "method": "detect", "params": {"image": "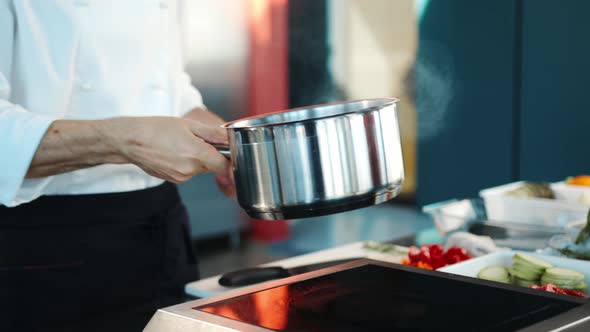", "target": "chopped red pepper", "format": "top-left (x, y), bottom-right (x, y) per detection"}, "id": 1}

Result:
top-left (408, 246), bottom-right (421, 263)
top-left (446, 247), bottom-right (470, 260)
top-left (529, 283), bottom-right (588, 298)
top-left (561, 288), bottom-right (589, 298)
top-left (429, 244), bottom-right (444, 256)
top-left (403, 244), bottom-right (471, 270)
top-left (429, 244), bottom-right (446, 269)
top-left (444, 246), bottom-right (471, 265)
top-left (419, 245), bottom-right (432, 265)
